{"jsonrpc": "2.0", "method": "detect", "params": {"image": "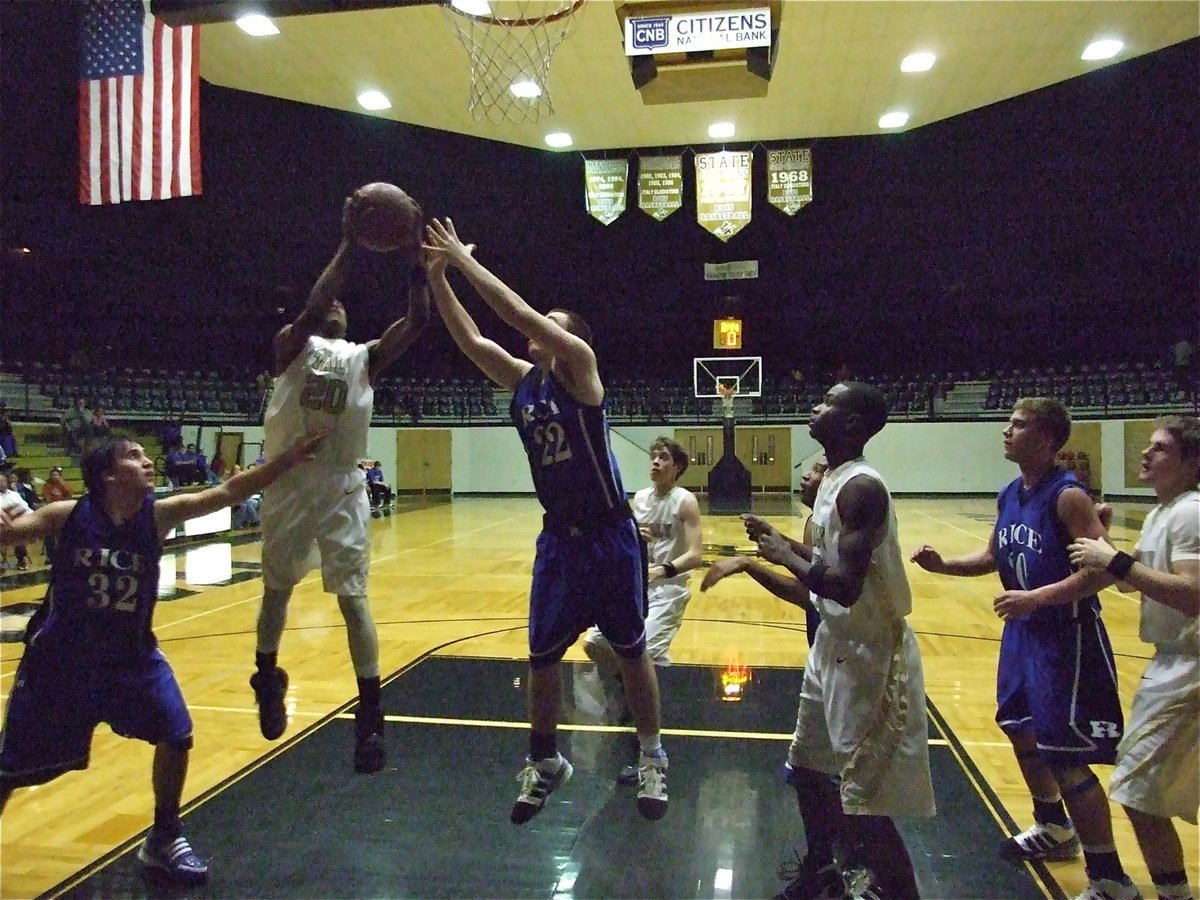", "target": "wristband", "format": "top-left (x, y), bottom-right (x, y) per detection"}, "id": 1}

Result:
top-left (1106, 551), bottom-right (1135, 579)
top-left (662, 561), bottom-right (678, 578)
top-left (808, 563), bottom-right (828, 595)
